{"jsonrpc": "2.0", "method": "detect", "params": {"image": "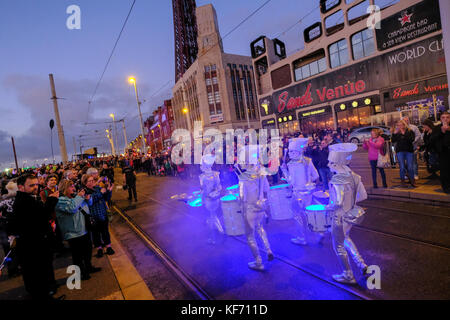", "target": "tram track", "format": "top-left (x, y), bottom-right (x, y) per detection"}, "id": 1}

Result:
top-left (113, 189), bottom-right (369, 300)
top-left (112, 175), bottom-right (449, 300)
